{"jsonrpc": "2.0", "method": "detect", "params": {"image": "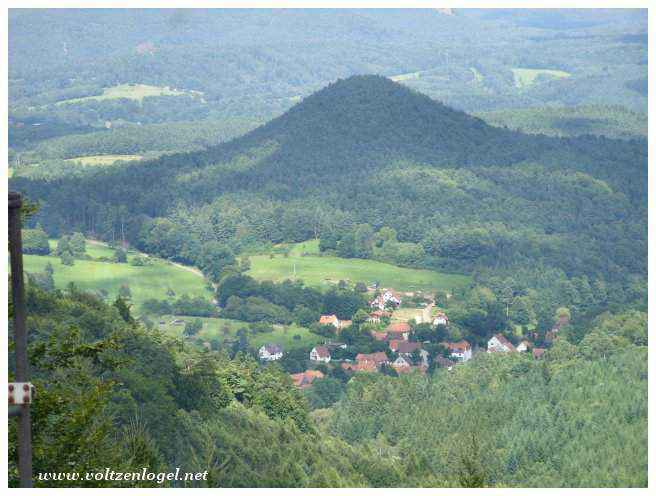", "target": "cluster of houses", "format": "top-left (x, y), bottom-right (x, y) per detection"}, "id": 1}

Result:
top-left (255, 286), bottom-right (552, 389)
top-left (487, 333), bottom-right (546, 359)
top-left (259, 329), bottom-right (548, 381)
